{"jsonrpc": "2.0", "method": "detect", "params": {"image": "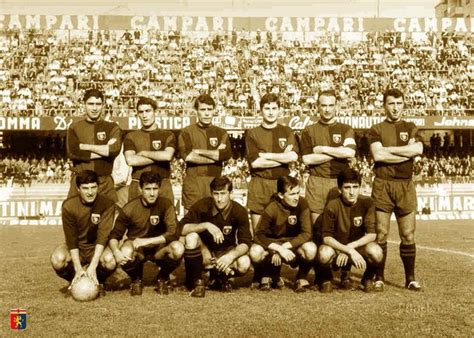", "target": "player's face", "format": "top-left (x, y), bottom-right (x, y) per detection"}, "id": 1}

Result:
top-left (384, 96), bottom-right (404, 122)
top-left (261, 102), bottom-right (280, 125)
top-left (137, 104), bottom-right (156, 129)
top-left (77, 182), bottom-right (98, 204)
top-left (212, 188), bottom-right (231, 211)
top-left (318, 95), bottom-right (336, 123)
top-left (84, 96), bottom-right (103, 122)
top-left (196, 102), bottom-right (214, 127)
top-left (140, 183), bottom-right (160, 205)
top-left (340, 182), bottom-right (360, 205)
top-left (280, 185), bottom-right (300, 208)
